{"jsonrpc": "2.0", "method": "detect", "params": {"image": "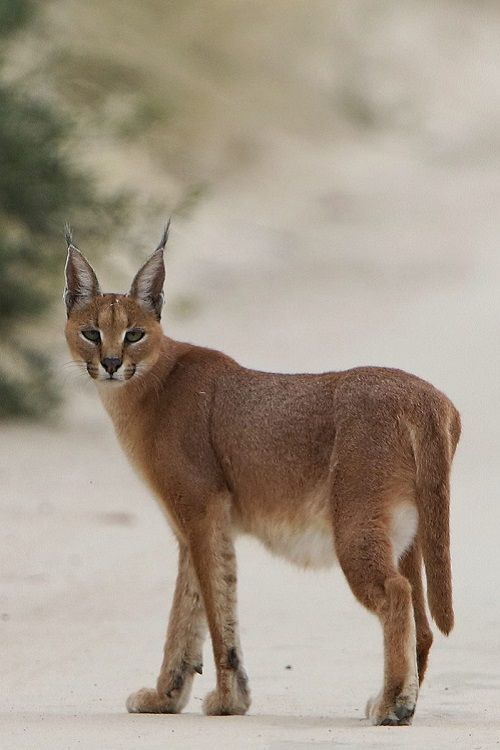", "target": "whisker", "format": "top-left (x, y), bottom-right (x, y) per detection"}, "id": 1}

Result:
top-left (134, 365), bottom-right (162, 402)
top-left (62, 361), bottom-right (86, 369)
